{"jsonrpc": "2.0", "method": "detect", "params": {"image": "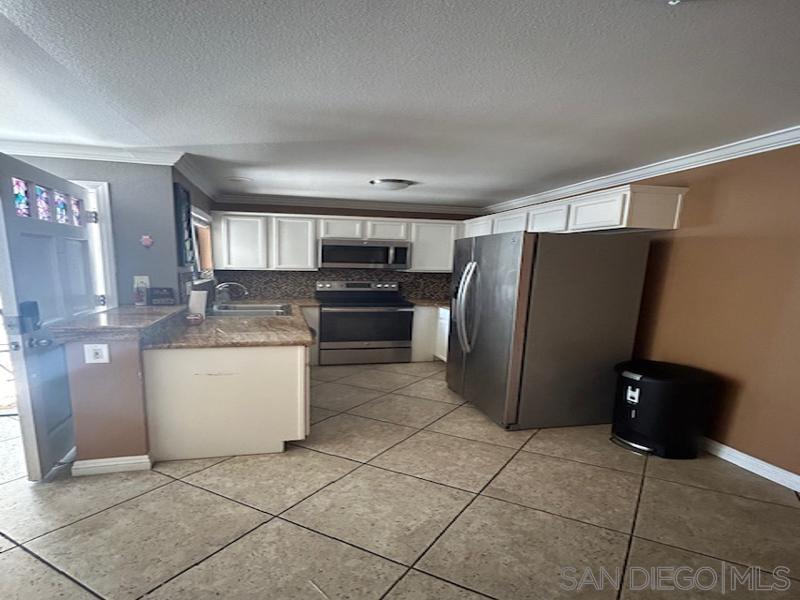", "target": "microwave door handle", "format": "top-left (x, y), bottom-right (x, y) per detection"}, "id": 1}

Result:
top-left (388, 245), bottom-right (395, 265)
